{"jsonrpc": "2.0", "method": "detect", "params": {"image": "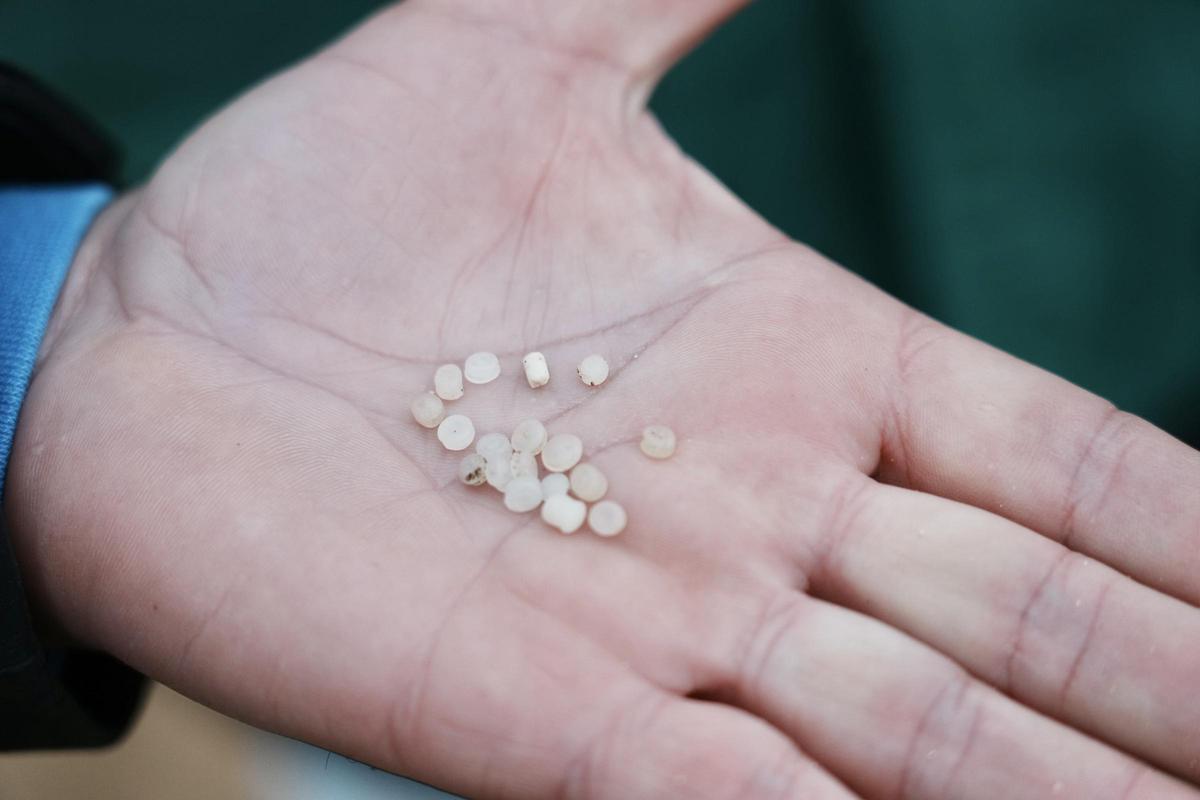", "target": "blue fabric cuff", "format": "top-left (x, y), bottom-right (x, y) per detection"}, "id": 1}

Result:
top-left (0, 184), bottom-right (112, 501)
